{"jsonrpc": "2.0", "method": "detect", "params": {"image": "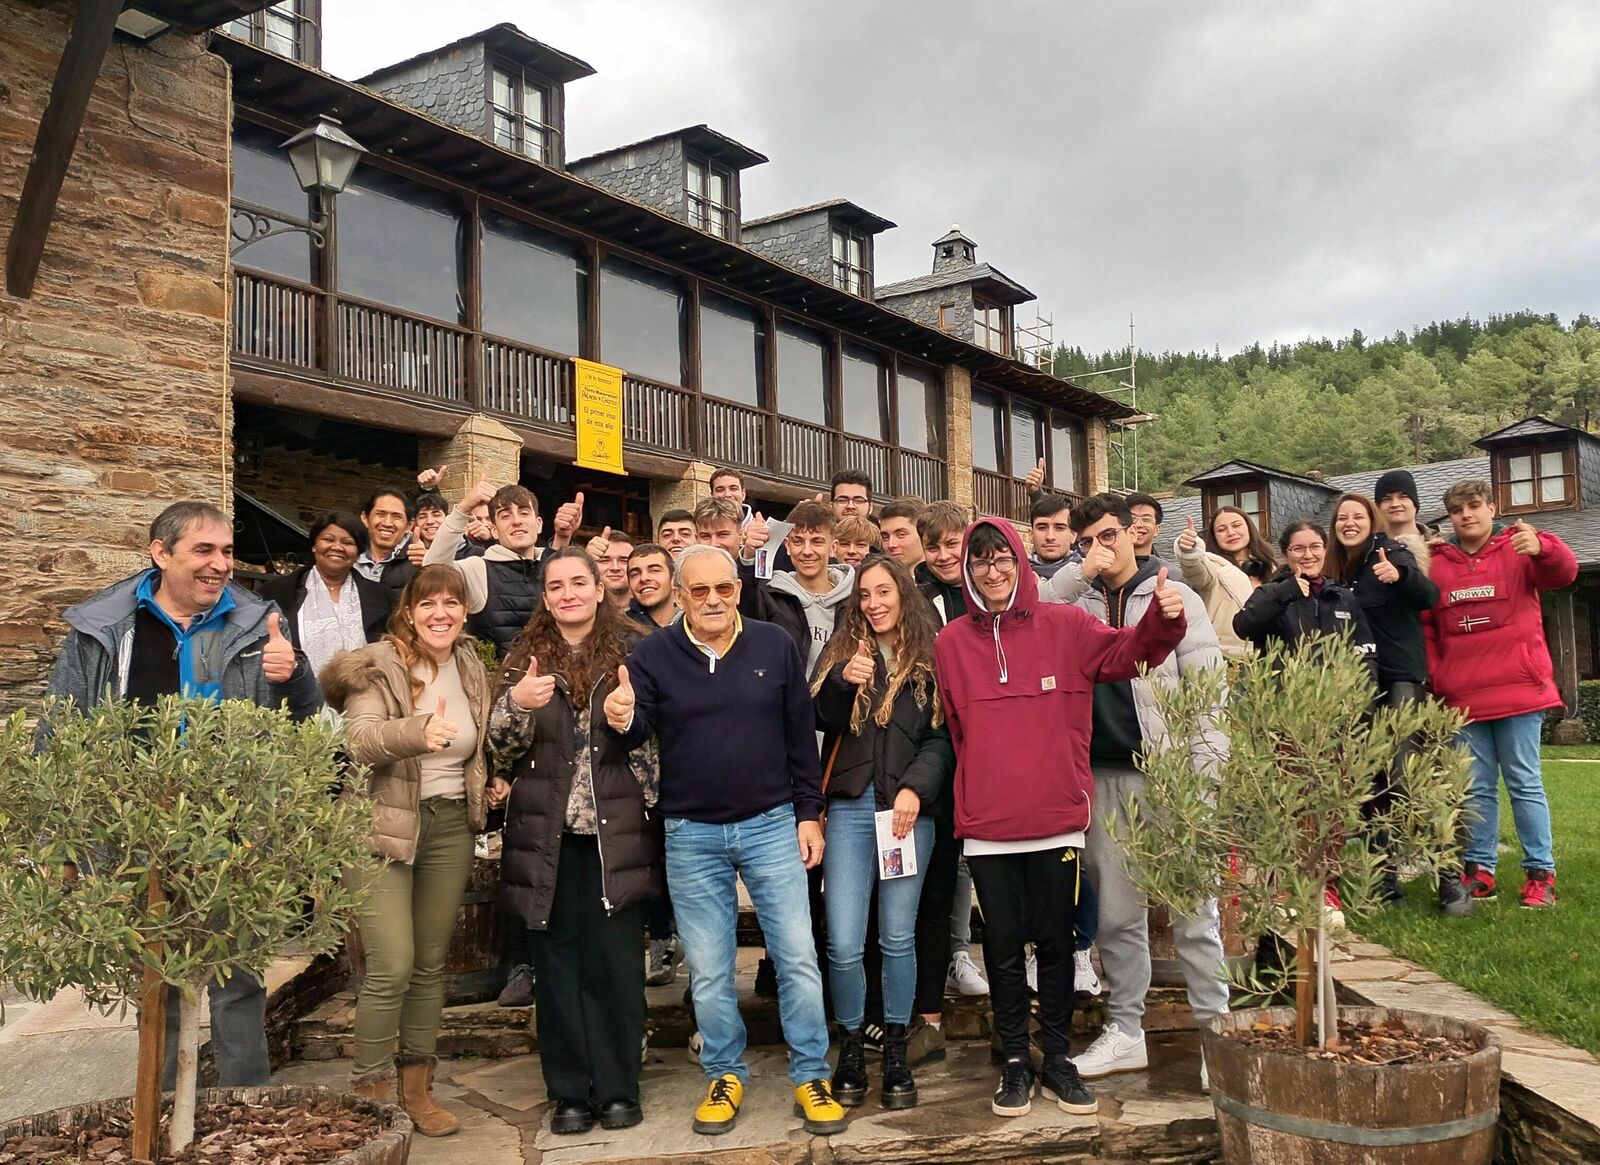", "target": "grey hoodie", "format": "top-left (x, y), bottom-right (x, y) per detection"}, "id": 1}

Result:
top-left (767, 565), bottom-right (856, 676)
